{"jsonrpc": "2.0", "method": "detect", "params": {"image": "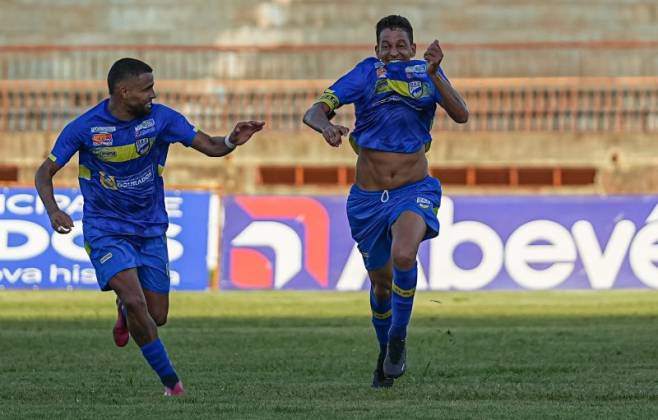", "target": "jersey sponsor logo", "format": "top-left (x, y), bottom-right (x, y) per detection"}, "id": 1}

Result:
top-left (135, 118), bottom-right (155, 132)
top-left (90, 126), bottom-right (116, 133)
top-left (416, 196), bottom-right (431, 209)
top-left (135, 137), bottom-right (155, 156)
top-left (375, 79), bottom-right (391, 94)
top-left (92, 133), bottom-right (113, 146)
top-left (99, 172), bottom-right (118, 190)
top-left (134, 119), bottom-right (155, 137)
top-left (91, 148), bottom-right (117, 160)
top-left (135, 127), bottom-right (156, 137)
top-left (405, 64), bottom-right (427, 79)
top-left (114, 166), bottom-right (154, 190)
top-left (409, 81), bottom-right (423, 98)
top-left (97, 167), bottom-right (155, 191)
